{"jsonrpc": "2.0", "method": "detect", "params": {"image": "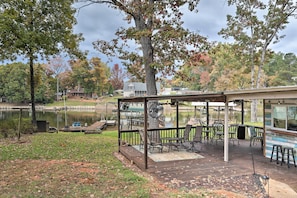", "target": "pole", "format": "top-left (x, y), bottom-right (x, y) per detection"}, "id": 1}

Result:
top-left (144, 98), bottom-right (148, 169)
top-left (64, 90), bottom-right (67, 126)
top-left (56, 77), bottom-right (59, 101)
top-left (241, 100), bottom-right (244, 125)
top-left (105, 103), bottom-right (108, 120)
top-left (56, 110), bottom-right (59, 133)
top-left (17, 108), bottom-right (23, 141)
top-left (224, 102), bottom-right (229, 162)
